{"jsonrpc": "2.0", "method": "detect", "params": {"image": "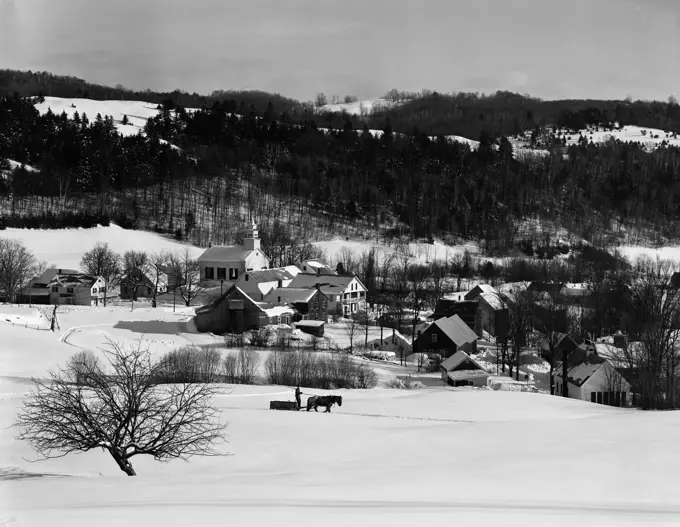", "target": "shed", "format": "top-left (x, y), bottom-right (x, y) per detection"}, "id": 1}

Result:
top-left (294, 320), bottom-right (325, 337)
top-left (440, 350), bottom-right (490, 387)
